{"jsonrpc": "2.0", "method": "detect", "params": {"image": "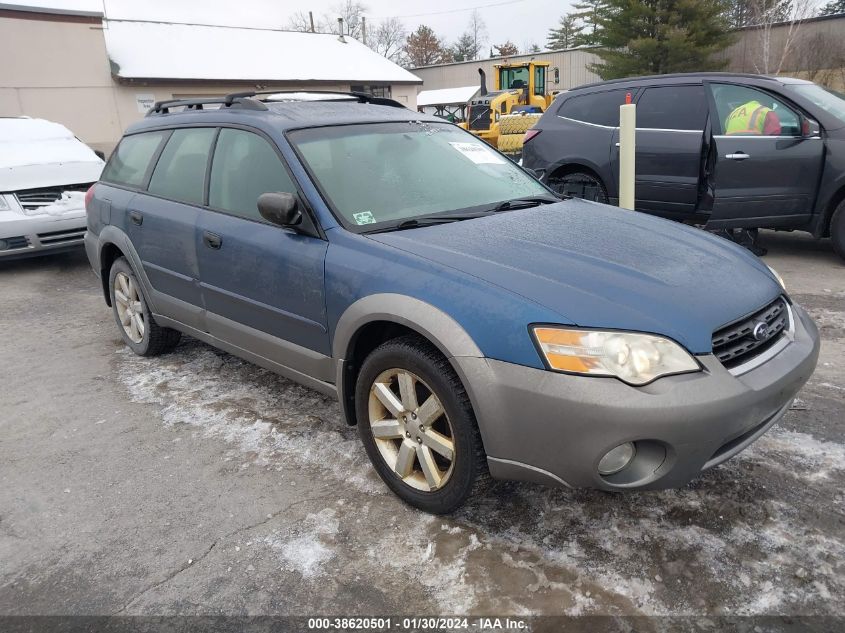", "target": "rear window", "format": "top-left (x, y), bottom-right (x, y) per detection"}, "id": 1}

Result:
top-left (557, 90), bottom-right (630, 127)
top-left (101, 131), bottom-right (168, 188)
top-left (147, 128), bottom-right (216, 205)
top-left (636, 85), bottom-right (708, 131)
